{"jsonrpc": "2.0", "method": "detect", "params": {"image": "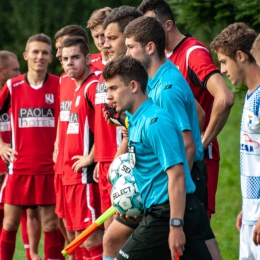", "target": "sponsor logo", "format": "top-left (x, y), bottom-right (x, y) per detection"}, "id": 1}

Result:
top-left (119, 249), bottom-right (129, 259)
top-left (95, 82), bottom-right (108, 105)
top-left (113, 187), bottom-right (132, 200)
top-left (241, 133), bottom-right (260, 152)
top-left (0, 113), bottom-right (10, 132)
top-left (164, 84), bottom-right (172, 90)
top-left (67, 113), bottom-right (79, 134)
top-left (18, 108), bottom-right (55, 128)
top-left (13, 80), bottom-right (24, 87)
top-left (84, 218), bottom-right (90, 222)
top-left (247, 115), bottom-right (253, 129)
top-left (60, 101), bottom-right (72, 122)
top-left (150, 117), bottom-right (158, 124)
top-left (45, 94), bottom-right (54, 104)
